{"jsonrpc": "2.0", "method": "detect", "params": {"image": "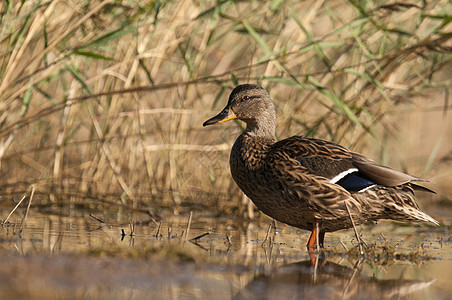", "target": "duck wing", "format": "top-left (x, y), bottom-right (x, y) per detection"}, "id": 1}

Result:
top-left (270, 137), bottom-right (434, 193)
top-left (271, 136), bottom-right (354, 179)
top-left (350, 151), bottom-right (435, 193)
